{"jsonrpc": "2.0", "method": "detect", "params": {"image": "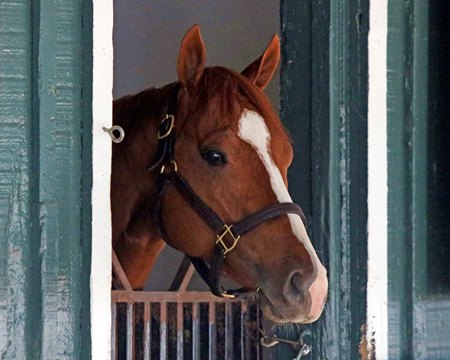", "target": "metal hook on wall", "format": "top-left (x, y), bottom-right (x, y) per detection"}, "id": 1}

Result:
top-left (103, 125), bottom-right (125, 143)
